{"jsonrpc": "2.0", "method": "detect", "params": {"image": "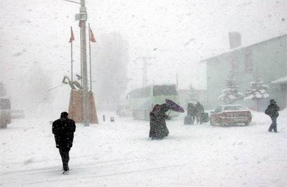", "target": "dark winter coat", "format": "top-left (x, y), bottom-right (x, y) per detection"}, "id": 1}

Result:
top-left (52, 118), bottom-right (76, 149)
top-left (195, 103), bottom-right (204, 114)
top-left (149, 104), bottom-right (169, 139)
top-left (187, 103), bottom-right (196, 116)
top-left (265, 103), bottom-right (280, 118)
